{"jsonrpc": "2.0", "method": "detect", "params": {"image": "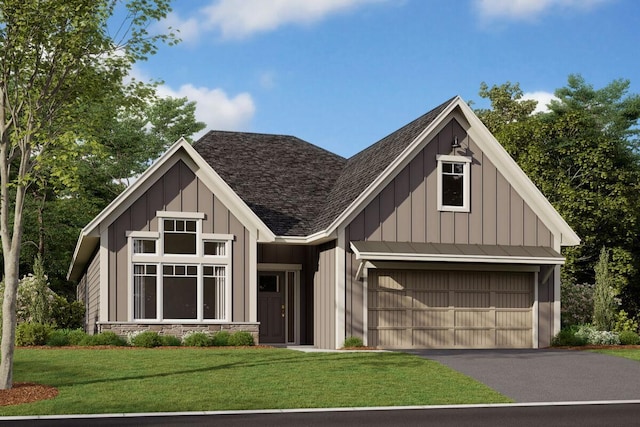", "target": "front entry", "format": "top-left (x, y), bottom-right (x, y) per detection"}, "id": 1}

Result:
top-left (258, 272), bottom-right (286, 343)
